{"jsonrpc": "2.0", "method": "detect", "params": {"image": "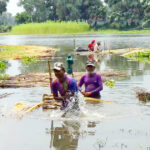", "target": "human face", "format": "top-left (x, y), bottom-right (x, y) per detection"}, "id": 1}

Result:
top-left (97, 42), bottom-right (101, 46)
top-left (86, 65), bottom-right (95, 75)
top-left (54, 69), bottom-right (65, 81)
